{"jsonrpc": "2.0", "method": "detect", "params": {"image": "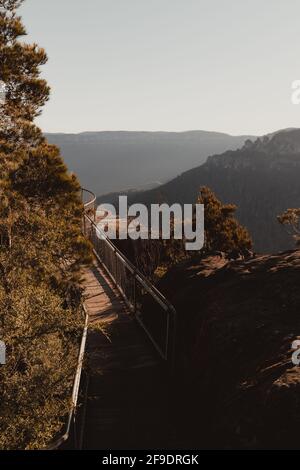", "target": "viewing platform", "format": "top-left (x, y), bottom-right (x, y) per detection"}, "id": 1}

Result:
top-left (78, 189), bottom-right (179, 449)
